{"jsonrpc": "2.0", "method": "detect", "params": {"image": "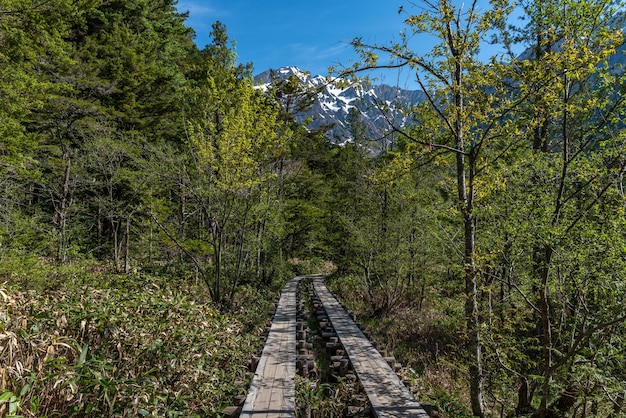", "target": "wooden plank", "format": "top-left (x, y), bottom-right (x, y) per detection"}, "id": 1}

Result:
top-left (313, 278), bottom-right (430, 418)
top-left (240, 278), bottom-right (299, 418)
